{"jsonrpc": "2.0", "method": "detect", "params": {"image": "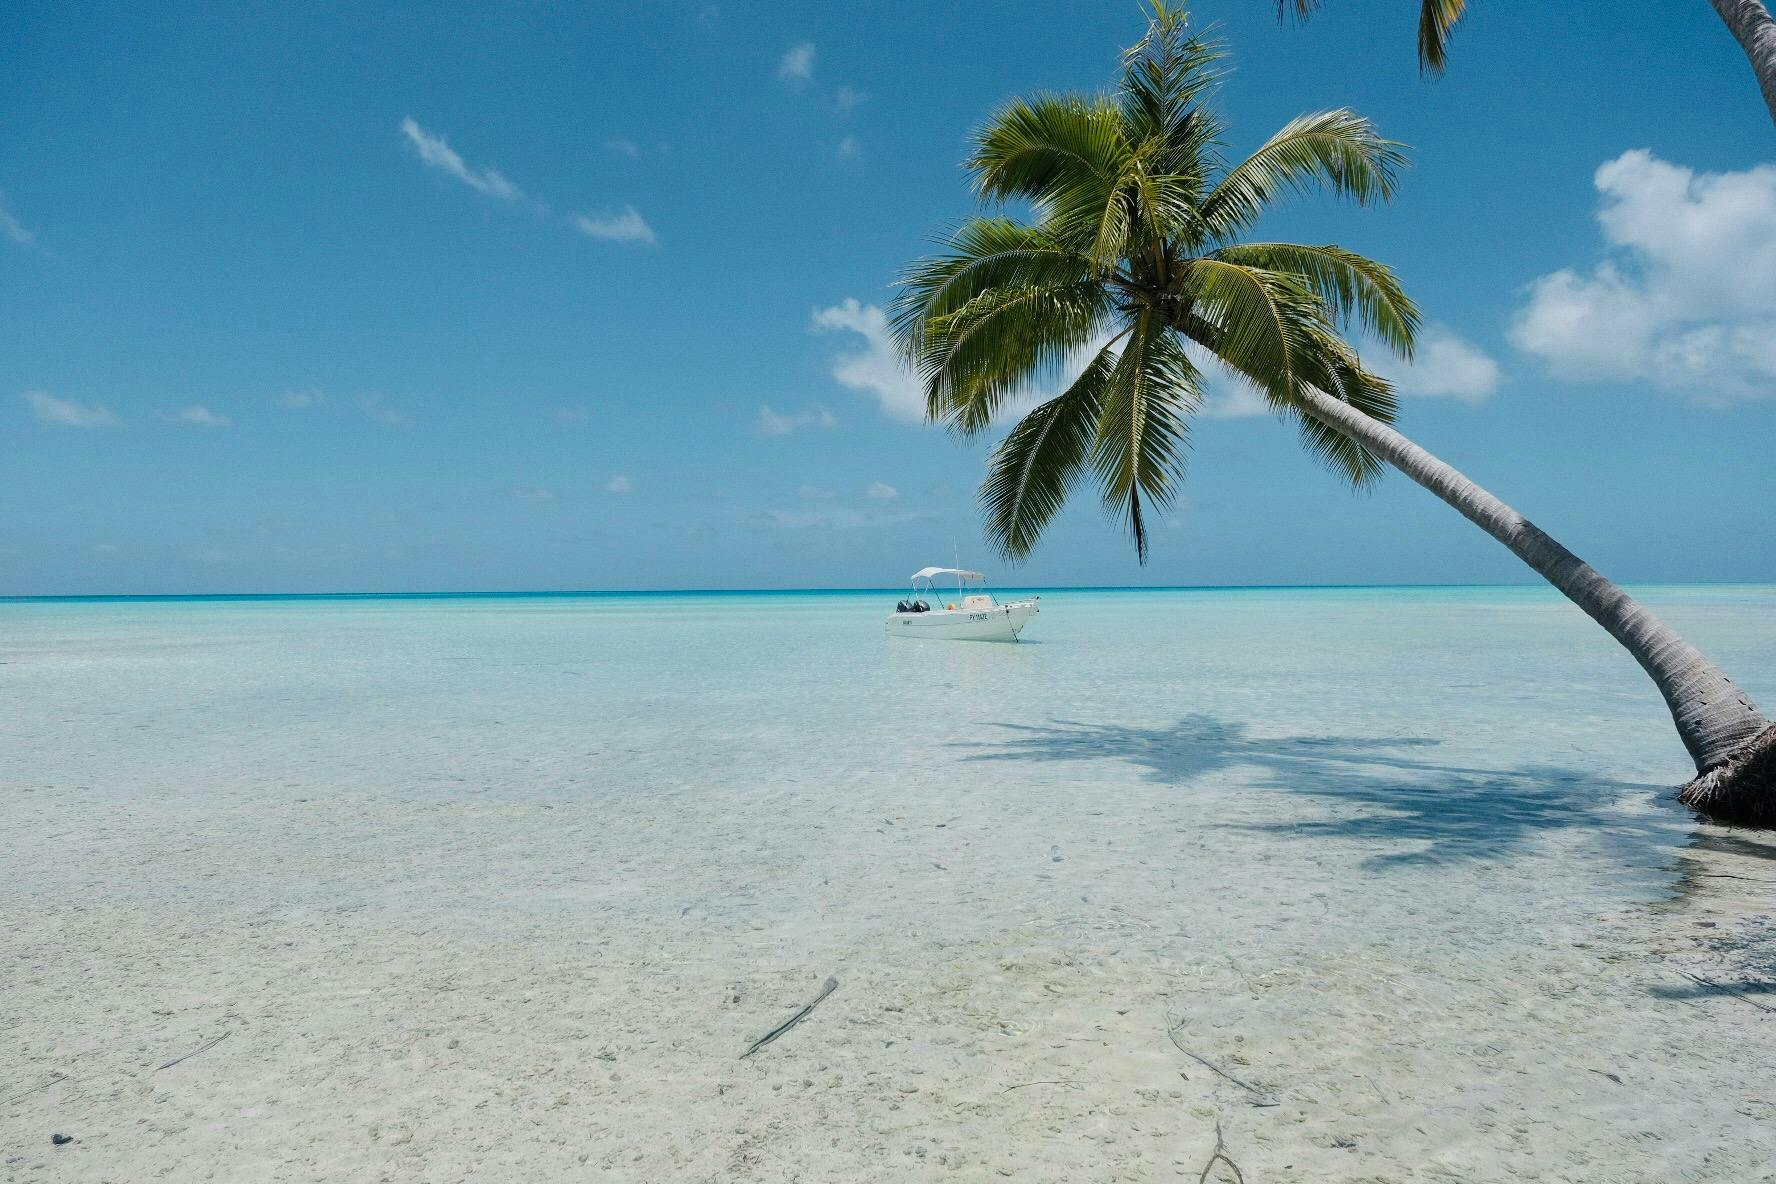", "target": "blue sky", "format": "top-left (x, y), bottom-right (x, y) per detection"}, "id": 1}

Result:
top-left (4, 0), bottom-right (1774, 594)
